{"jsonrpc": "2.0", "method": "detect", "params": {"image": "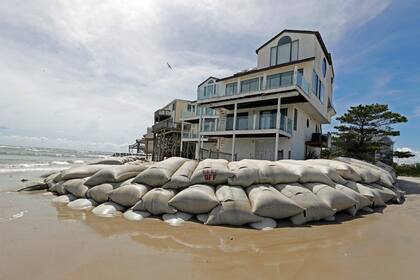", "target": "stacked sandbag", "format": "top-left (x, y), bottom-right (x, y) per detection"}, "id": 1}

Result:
top-left (92, 201), bottom-right (125, 217)
top-left (133, 157), bottom-right (188, 187)
top-left (334, 184), bottom-right (373, 211)
top-left (63, 178), bottom-right (89, 198)
top-left (298, 161), bottom-right (347, 184)
top-left (86, 164), bottom-right (150, 186)
top-left (280, 160), bottom-right (334, 186)
top-left (61, 165), bottom-right (110, 180)
top-left (86, 183), bottom-right (117, 204)
top-left (228, 159), bottom-right (263, 187)
top-left (49, 181), bottom-right (67, 195)
top-left (305, 159), bottom-right (362, 182)
top-left (162, 160), bottom-right (198, 189)
top-left (133, 188), bottom-right (178, 215)
top-left (168, 184), bottom-right (218, 214)
top-left (206, 185), bottom-right (262, 226)
top-left (346, 181), bottom-right (386, 207)
top-left (246, 184), bottom-right (303, 219)
top-left (109, 184), bottom-right (150, 207)
top-left (191, 159), bottom-right (233, 186)
top-left (303, 183), bottom-right (357, 213)
top-left (275, 183), bottom-right (336, 225)
top-left (257, 161), bottom-right (300, 185)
